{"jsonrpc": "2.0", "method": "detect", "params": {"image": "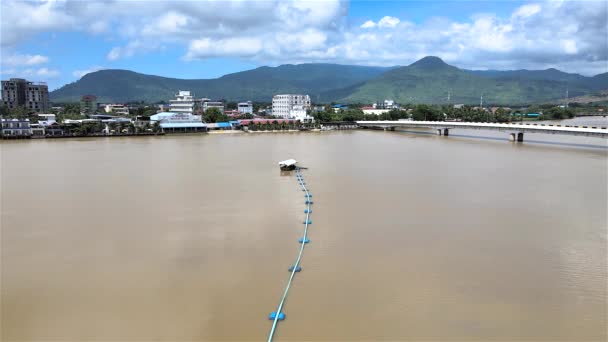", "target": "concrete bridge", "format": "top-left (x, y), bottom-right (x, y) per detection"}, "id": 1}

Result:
top-left (356, 120), bottom-right (608, 142)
